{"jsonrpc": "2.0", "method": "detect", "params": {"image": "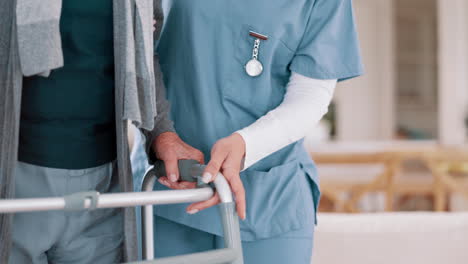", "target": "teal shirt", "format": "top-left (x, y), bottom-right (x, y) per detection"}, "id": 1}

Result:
top-left (19, 0), bottom-right (116, 169)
